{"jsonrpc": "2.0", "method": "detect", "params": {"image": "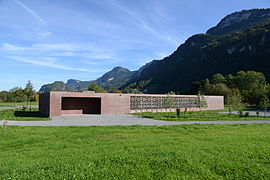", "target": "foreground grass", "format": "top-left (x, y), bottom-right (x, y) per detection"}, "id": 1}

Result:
top-left (0, 124), bottom-right (270, 179)
top-left (134, 109), bottom-right (270, 121)
top-left (0, 108), bottom-right (50, 121)
top-left (0, 101), bottom-right (38, 107)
